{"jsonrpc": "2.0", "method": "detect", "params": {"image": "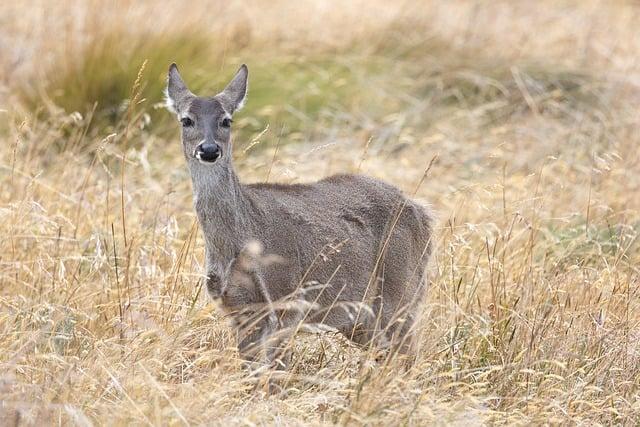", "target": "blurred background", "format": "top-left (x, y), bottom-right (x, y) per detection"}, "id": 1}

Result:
top-left (1, 1), bottom-right (639, 424)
